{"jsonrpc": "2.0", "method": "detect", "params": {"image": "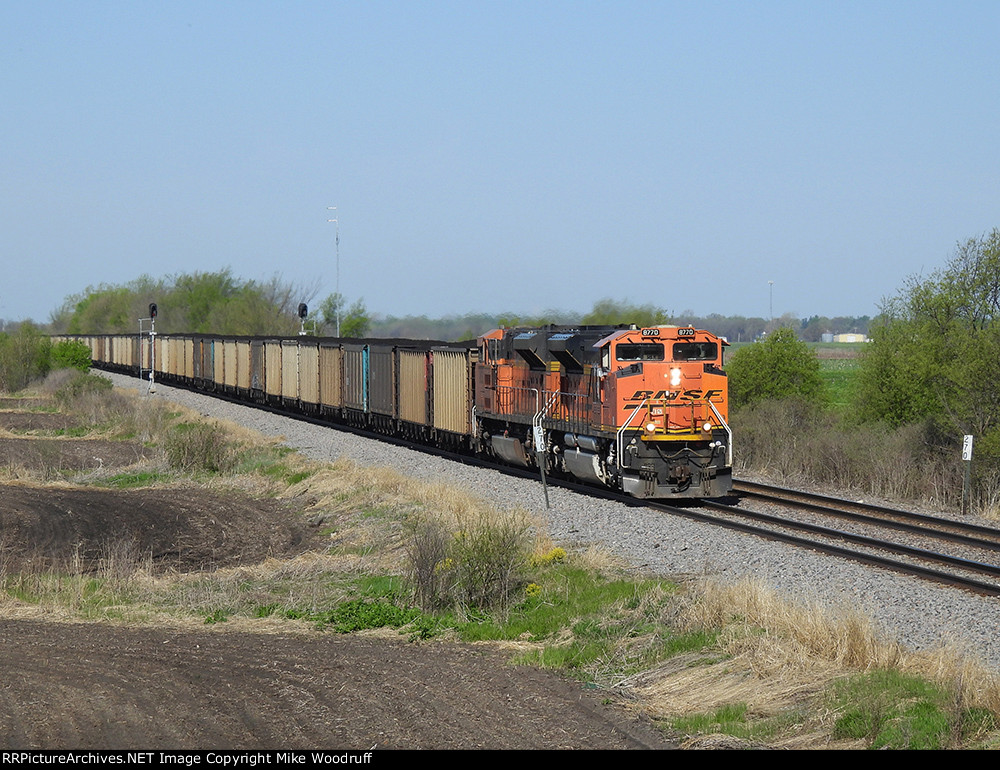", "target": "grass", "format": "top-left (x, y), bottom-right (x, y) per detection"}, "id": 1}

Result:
top-left (51, 425), bottom-right (94, 438)
top-left (447, 568), bottom-right (696, 683)
top-left (829, 670), bottom-right (951, 749)
top-left (100, 470), bottom-right (173, 488)
top-left (640, 578), bottom-right (1000, 749)
top-left (5, 375), bottom-right (1000, 748)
